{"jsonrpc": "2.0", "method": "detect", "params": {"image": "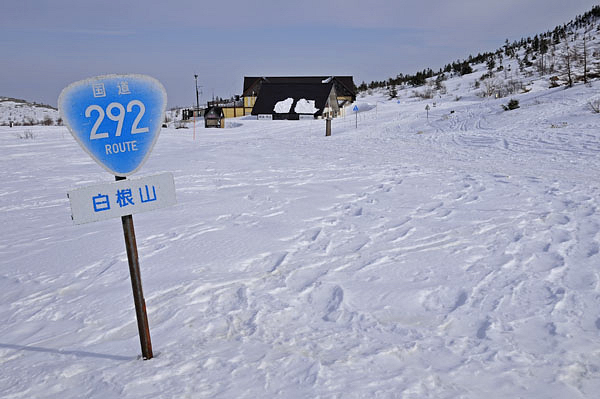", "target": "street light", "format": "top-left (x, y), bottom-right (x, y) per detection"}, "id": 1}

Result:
top-left (194, 74), bottom-right (199, 113)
